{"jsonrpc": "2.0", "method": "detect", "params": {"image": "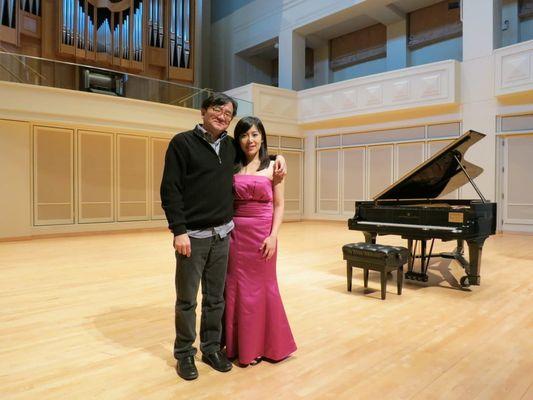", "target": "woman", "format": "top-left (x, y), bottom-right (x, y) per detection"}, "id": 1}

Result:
top-left (224, 116), bottom-right (297, 366)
